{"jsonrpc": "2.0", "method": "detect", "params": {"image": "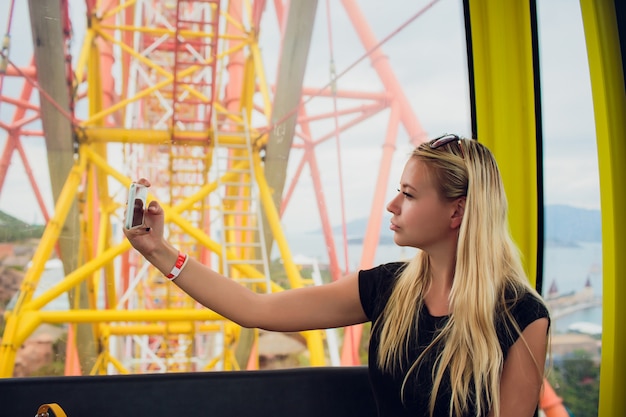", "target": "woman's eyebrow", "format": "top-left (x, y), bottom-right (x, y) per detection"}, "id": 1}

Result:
top-left (400, 182), bottom-right (417, 191)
